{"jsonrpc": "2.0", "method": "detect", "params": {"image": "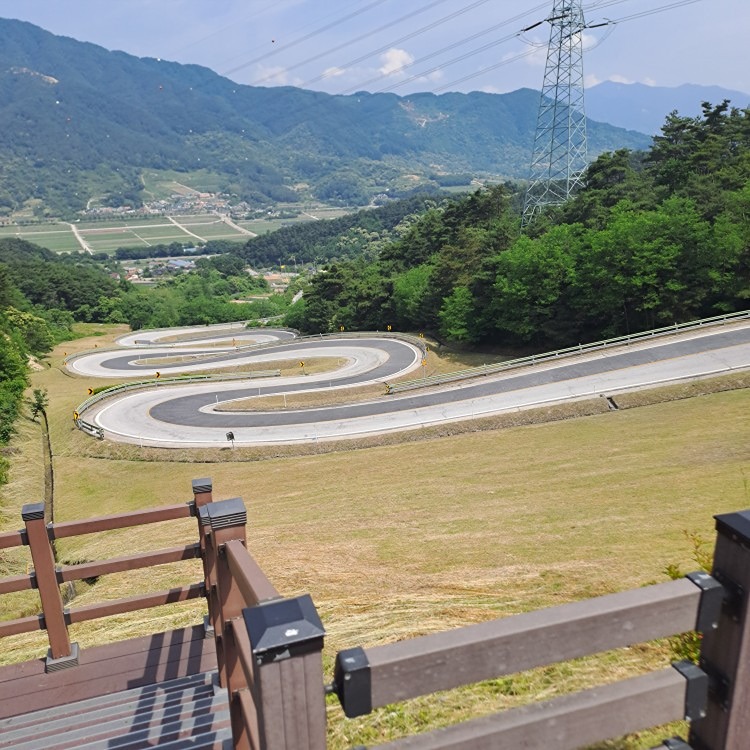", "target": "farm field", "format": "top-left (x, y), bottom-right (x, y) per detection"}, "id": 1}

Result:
top-left (0, 222), bottom-right (82, 252)
top-left (1, 204), bottom-right (355, 252)
top-left (1, 323), bottom-right (748, 747)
